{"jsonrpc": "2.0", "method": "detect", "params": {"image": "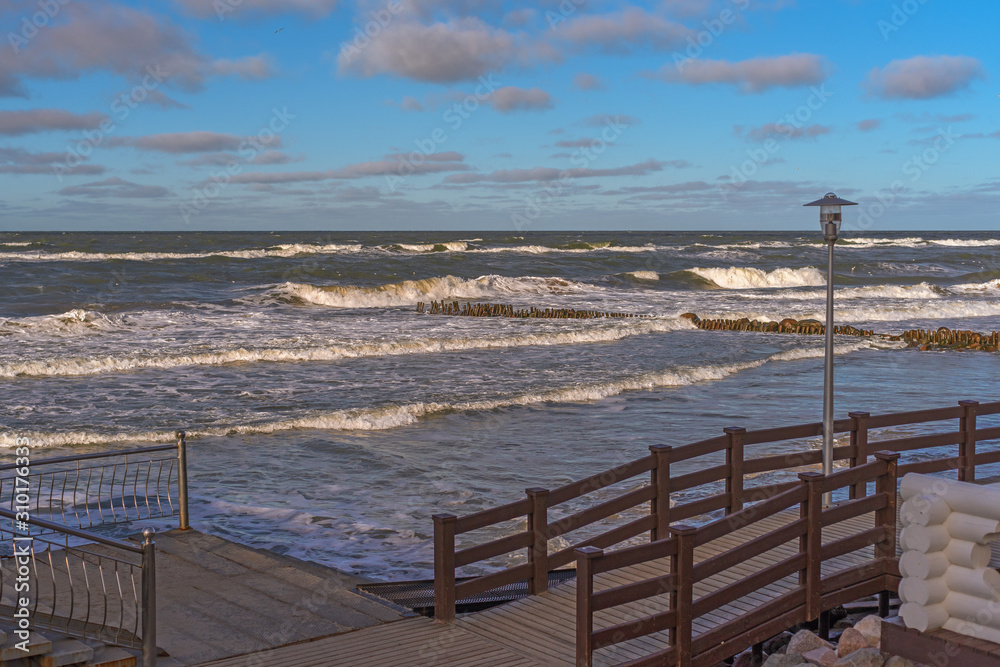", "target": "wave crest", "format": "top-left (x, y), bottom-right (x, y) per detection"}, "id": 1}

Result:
top-left (0, 318), bottom-right (686, 378)
top-left (687, 267), bottom-right (826, 289)
top-left (269, 274), bottom-right (599, 308)
top-left (1, 342), bottom-right (872, 447)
